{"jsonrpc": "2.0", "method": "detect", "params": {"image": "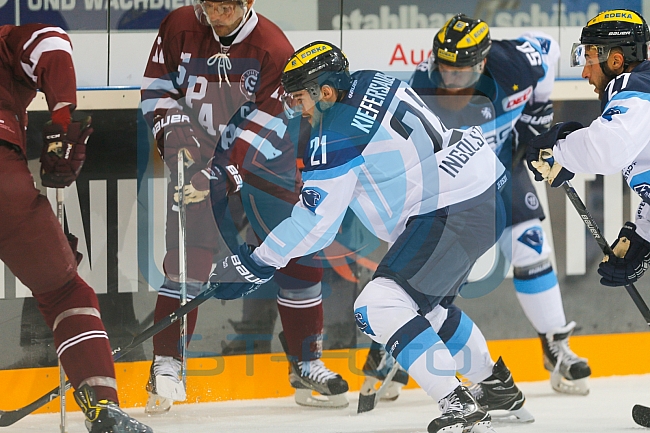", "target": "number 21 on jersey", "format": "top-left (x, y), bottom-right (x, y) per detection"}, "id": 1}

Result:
top-left (310, 135), bottom-right (328, 166)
